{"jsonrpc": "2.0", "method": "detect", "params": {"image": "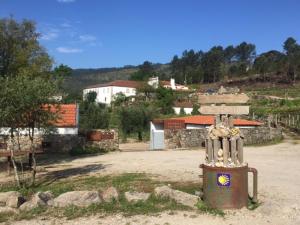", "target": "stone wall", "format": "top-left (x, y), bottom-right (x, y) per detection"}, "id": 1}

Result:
top-left (84, 129), bottom-right (119, 151)
top-left (164, 129), bottom-right (207, 149)
top-left (164, 126), bottom-right (283, 149)
top-left (241, 127), bottom-right (283, 145)
top-left (0, 129), bottom-right (119, 153)
top-left (43, 135), bottom-right (84, 153)
top-left (0, 135), bottom-right (42, 152)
